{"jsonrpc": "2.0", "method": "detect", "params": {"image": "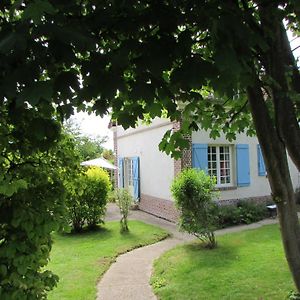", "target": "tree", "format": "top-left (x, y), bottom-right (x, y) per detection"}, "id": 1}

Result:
top-left (64, 119), bottom-right (107, 161)
top-left (1, 0), bottom-right (300, 293)
top-left (114, 188), bottom-right (134, 233)
top-left (0, 105), bottom-right (80, 298)
top-left (102, 149), bottom-right (115, 164)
